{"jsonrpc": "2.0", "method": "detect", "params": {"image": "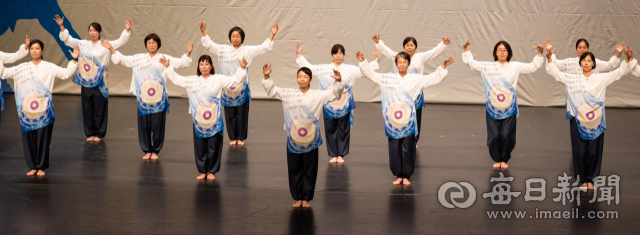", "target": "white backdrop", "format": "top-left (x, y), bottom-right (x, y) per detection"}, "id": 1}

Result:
top-left (1, 0), bottom-right (640, 107)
